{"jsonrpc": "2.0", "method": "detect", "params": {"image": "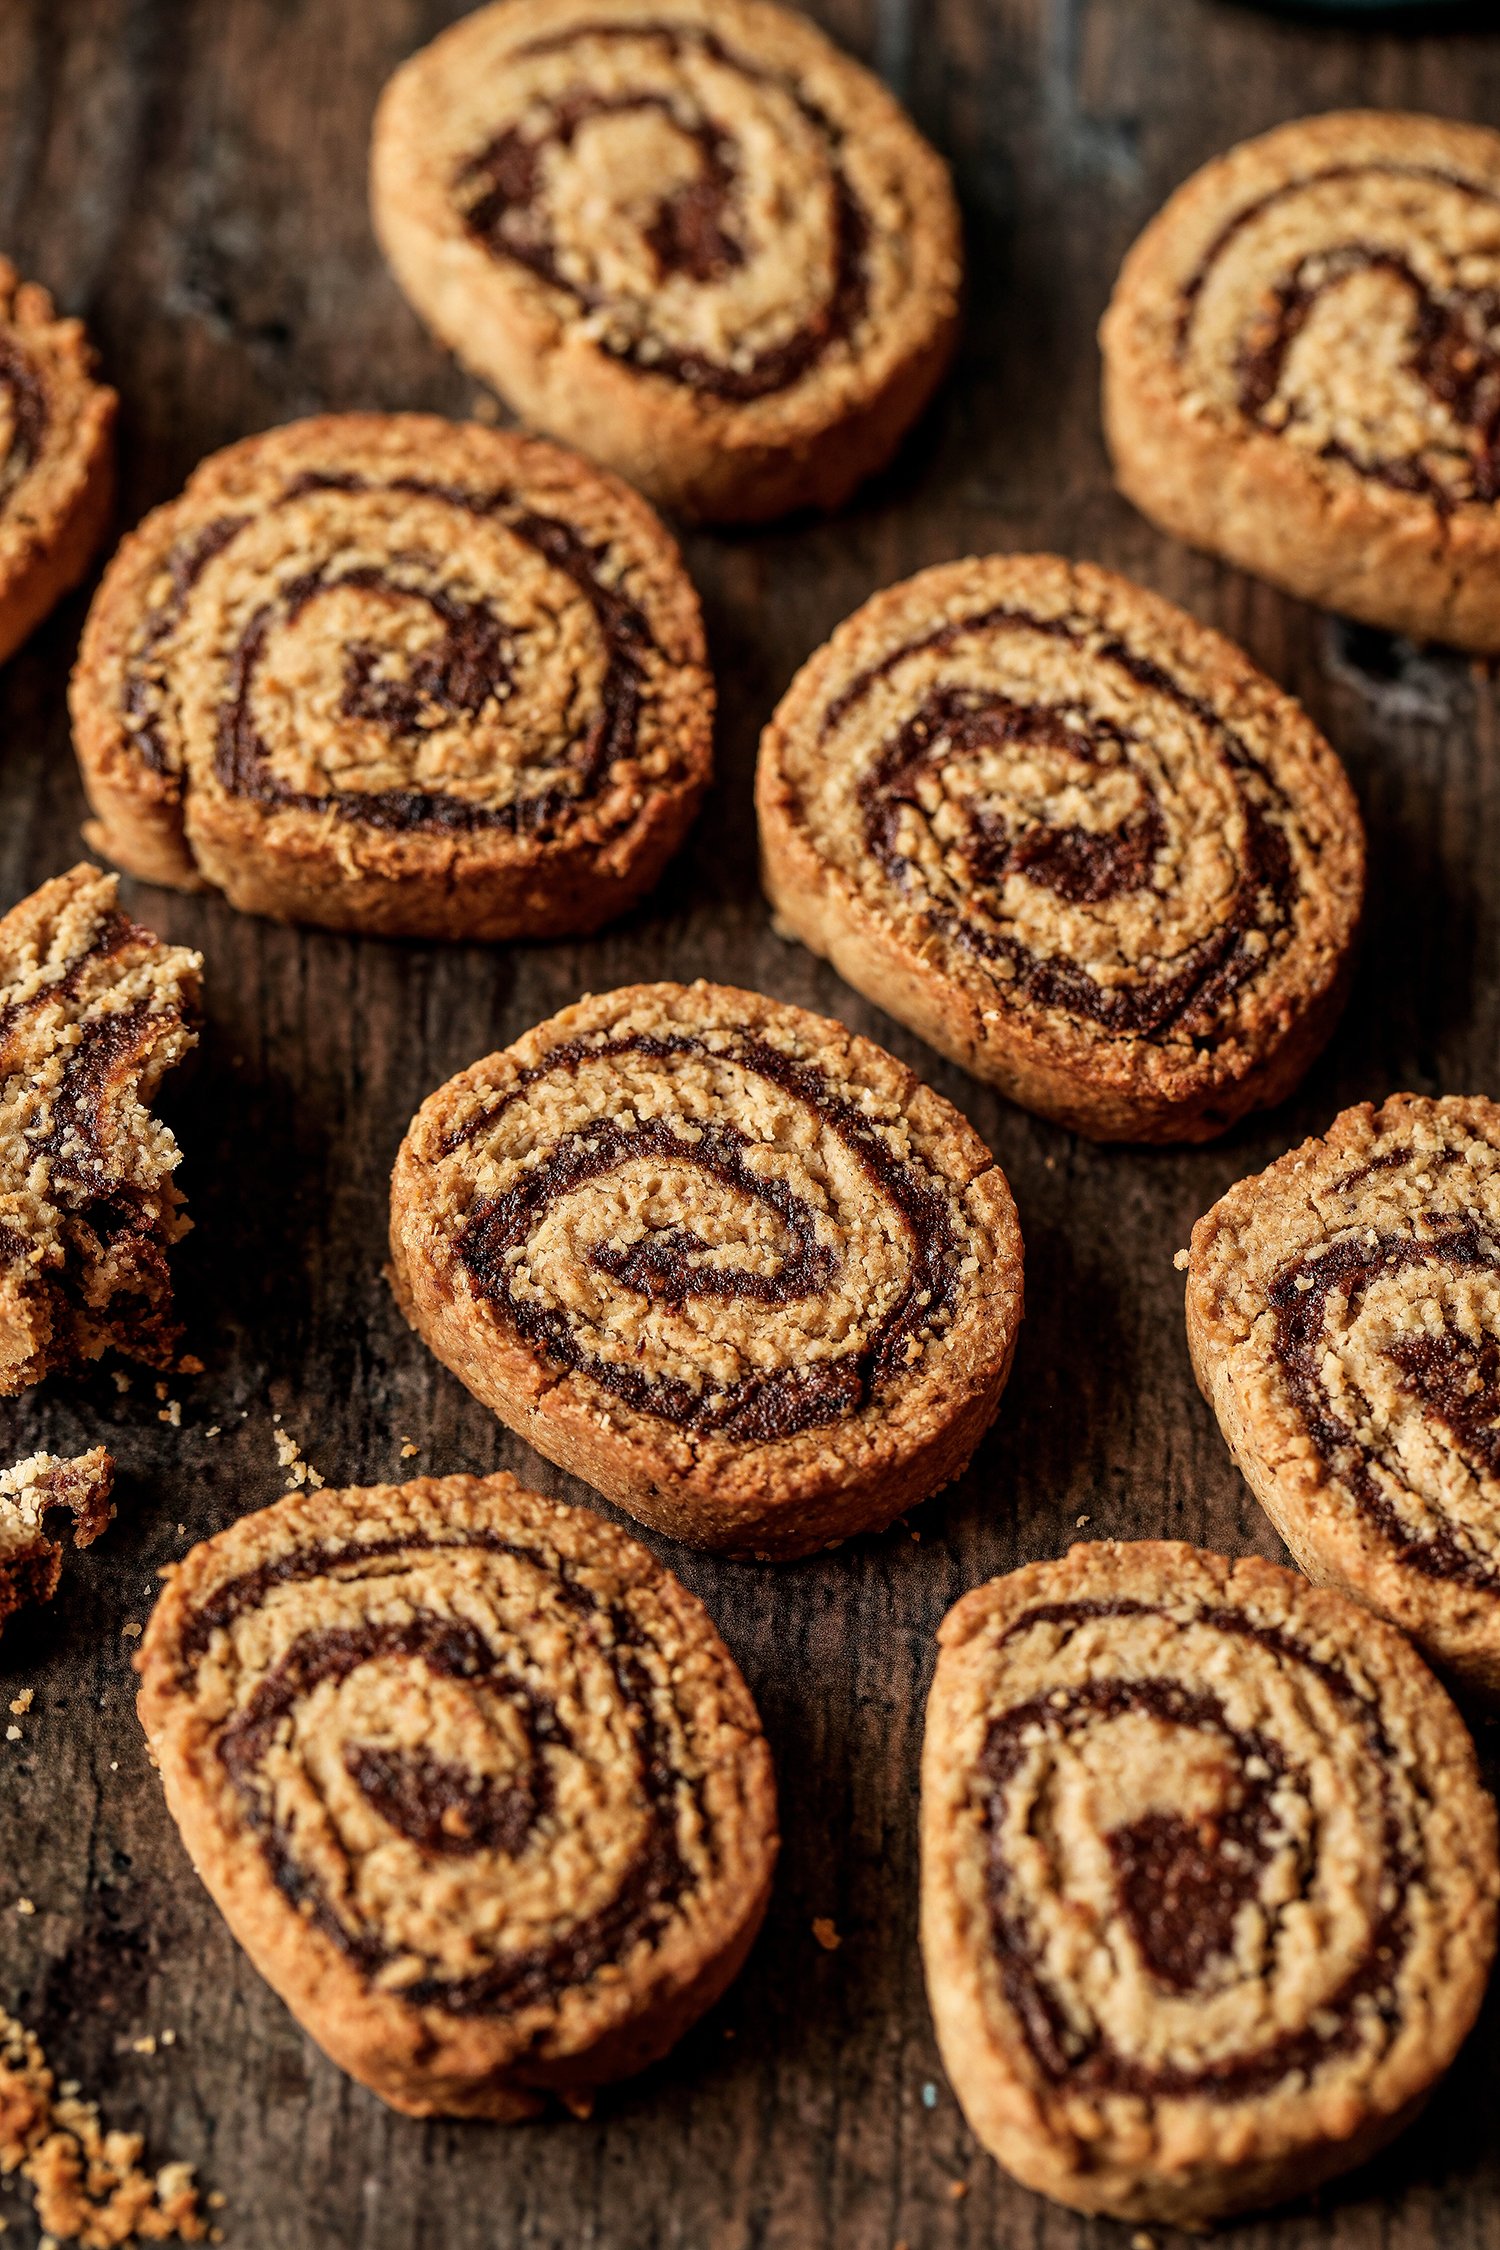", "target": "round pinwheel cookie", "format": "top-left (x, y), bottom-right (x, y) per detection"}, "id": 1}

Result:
top-left (1102, 112), bottom-right (1500, 651)
top-left (0, 259), bottom-right (116, 665)
top-left (136, 1471), bottom-right (777, 2120)
top-left (1187, 1094), bottom-right (1500, 1695)
top-left (69, 413), bottom-right (712, 937)
top-left (921, 1540), bottom-right (1499, 2224)
top-left (369, 0), bottom-right (962, 523)
top-left (390, 980), bottom-right (1024, 1558)
top-left (757, 554), bottom-right (1363, 1143)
